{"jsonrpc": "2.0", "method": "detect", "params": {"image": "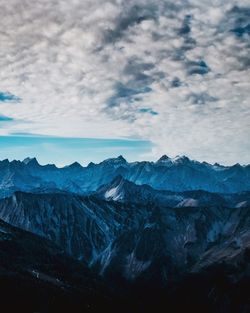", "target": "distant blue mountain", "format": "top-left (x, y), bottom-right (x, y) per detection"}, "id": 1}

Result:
top-left (0, 155), bottom-right (249, 197)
